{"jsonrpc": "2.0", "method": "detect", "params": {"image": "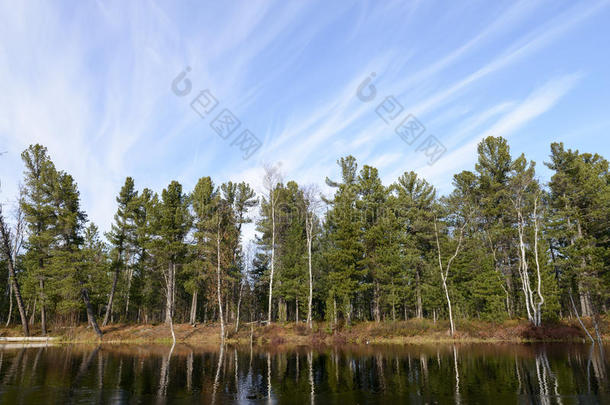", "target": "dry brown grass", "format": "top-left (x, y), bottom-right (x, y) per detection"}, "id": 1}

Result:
top-left (0, 316), bottom-right (606, 345)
